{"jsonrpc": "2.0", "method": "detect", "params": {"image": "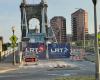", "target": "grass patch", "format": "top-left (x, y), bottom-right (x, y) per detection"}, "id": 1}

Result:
top-left (48, 66), bottom-right (80, 71)
top-left (54, 76), bottom-right (95, 80)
